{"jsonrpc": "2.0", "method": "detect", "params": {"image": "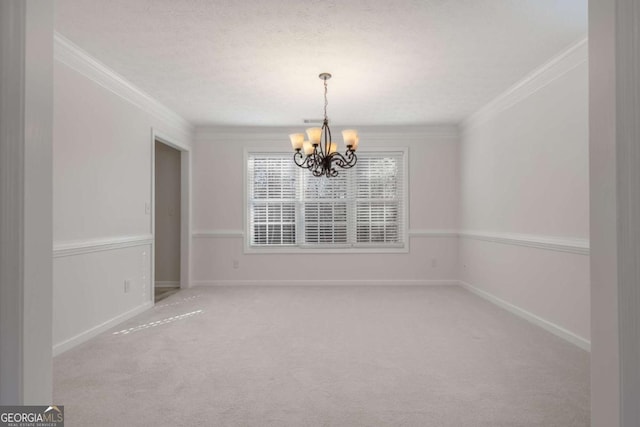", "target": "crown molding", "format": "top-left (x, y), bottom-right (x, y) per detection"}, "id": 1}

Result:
top-left (463, 38), bottom-right (588, 129)
top-left (195, 124), bottom-right (460, 144)
top-left (54, 32), bottom-right (193, 140)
